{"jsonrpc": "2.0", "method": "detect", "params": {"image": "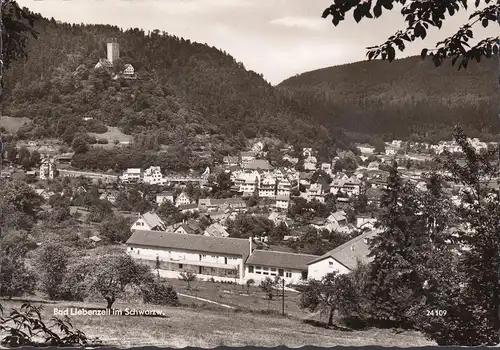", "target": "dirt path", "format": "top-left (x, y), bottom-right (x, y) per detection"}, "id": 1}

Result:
top-left (177, 293), bottom-right (235, 309)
